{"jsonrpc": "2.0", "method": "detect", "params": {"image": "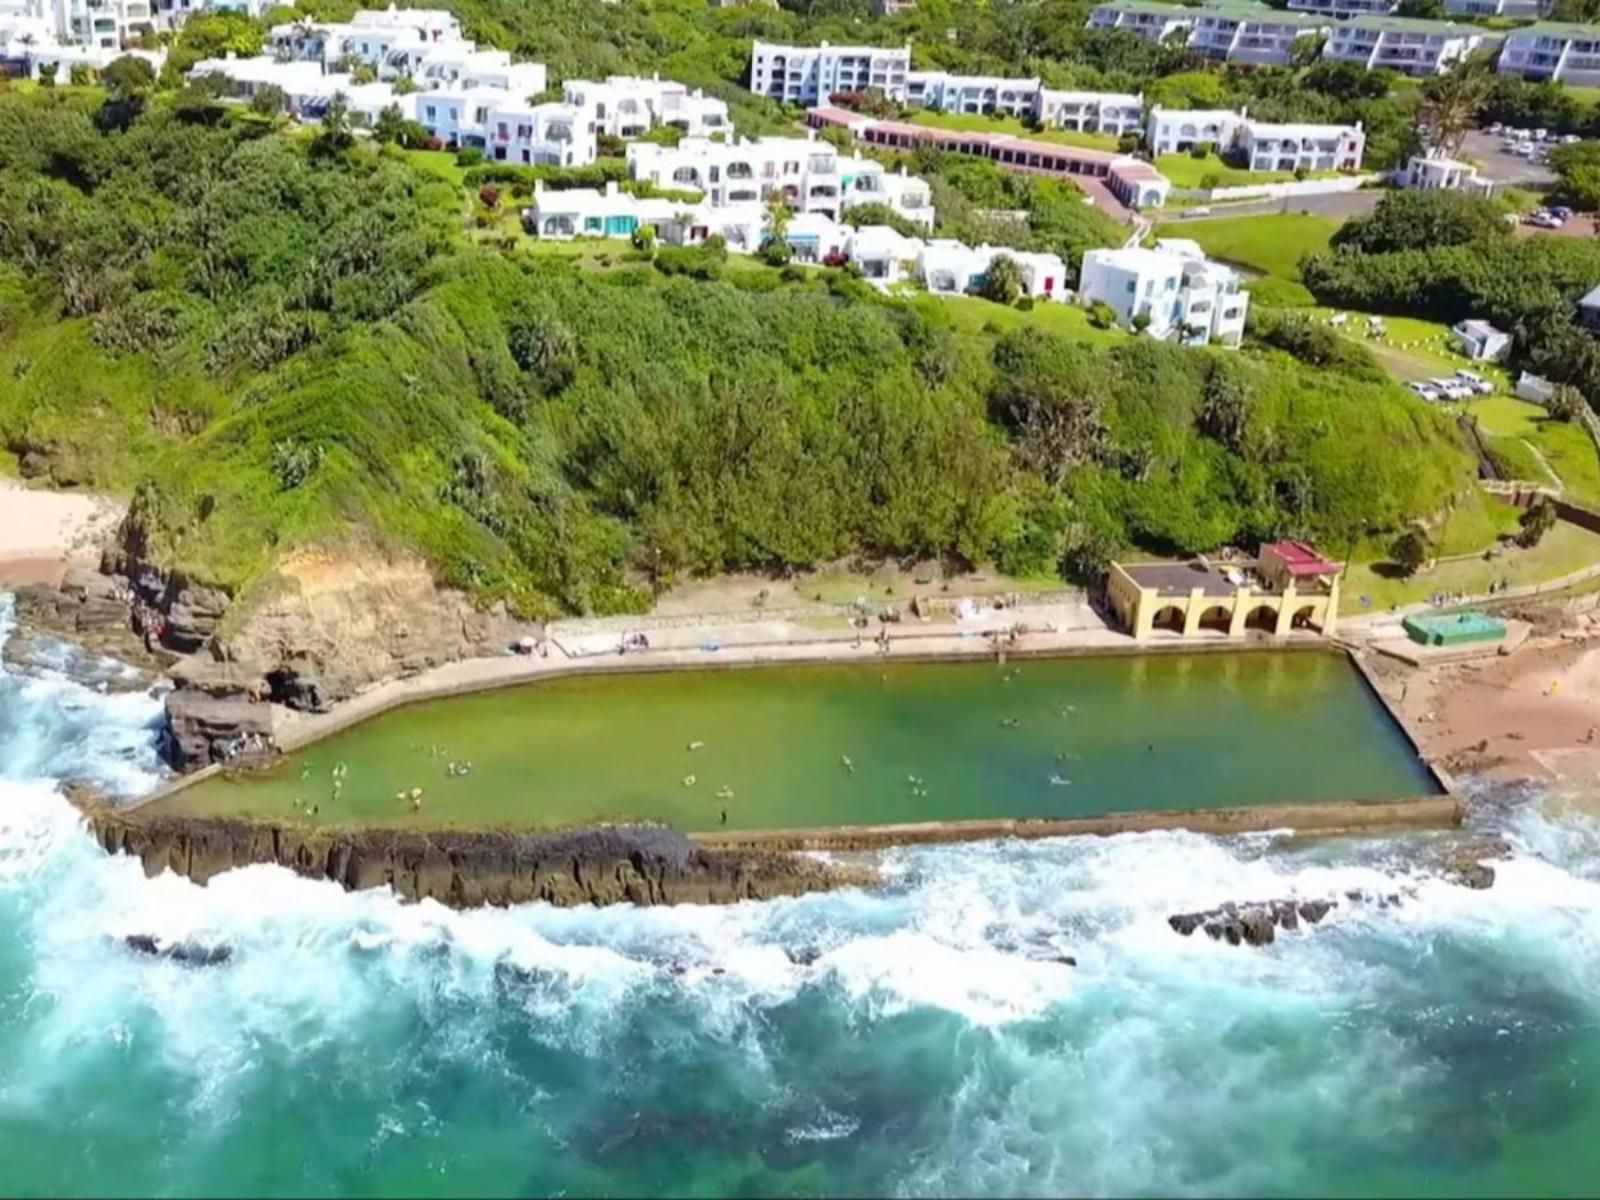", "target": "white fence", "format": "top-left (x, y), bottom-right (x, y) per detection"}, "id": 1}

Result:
top-left (1168, 174), bottom-right (1380, 205)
